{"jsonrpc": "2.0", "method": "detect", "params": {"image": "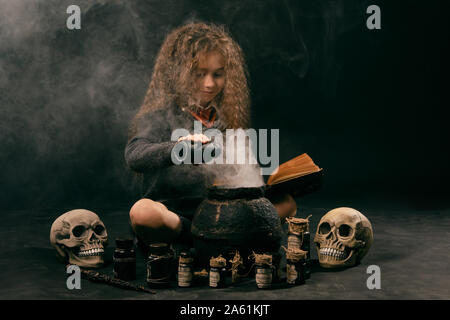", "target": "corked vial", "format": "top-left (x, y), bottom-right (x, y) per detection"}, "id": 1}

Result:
top-left (209, 255), bottom-right (227, 288)
top-left (253, 252), bottom-right (273, 289)
top-left (178, 250), bottom-right (194, 288)
top-left (285, 248), bottom-right (307, 286)
top-left (230, 250), bottom-right (244, 284)
top-left (113, 238), bottom-right (136, 281)
top-left (287, 215), bottom-right (312, 280)
top-left (286, 216), bottom-right (311, 250)
top-left (146, 243), bottom-right (174, 288)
